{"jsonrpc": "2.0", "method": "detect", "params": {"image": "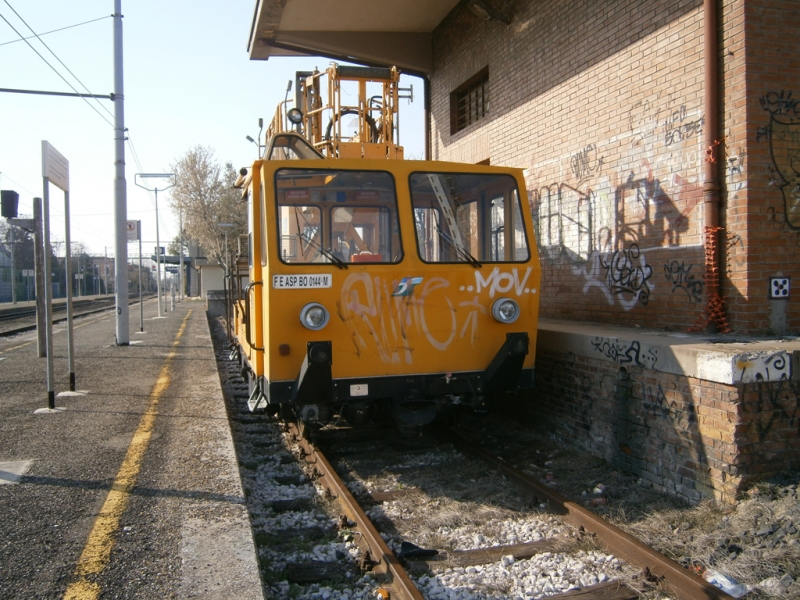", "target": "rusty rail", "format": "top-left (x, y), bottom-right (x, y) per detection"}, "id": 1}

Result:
top-left (288, 423), bottom-right (424, 600)
top-left (436, 429), bottom-right (734, 600)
